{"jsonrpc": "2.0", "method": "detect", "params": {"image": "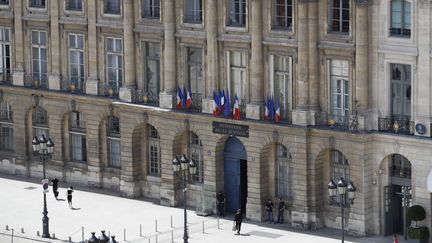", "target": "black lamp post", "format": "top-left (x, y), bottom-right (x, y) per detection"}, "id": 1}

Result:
top-left (172, 154), bottom-right (197, 243)
top-left (32, 135), bottom-right (55, 238)
top-left (328, 178), bottom-right (356, 243)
